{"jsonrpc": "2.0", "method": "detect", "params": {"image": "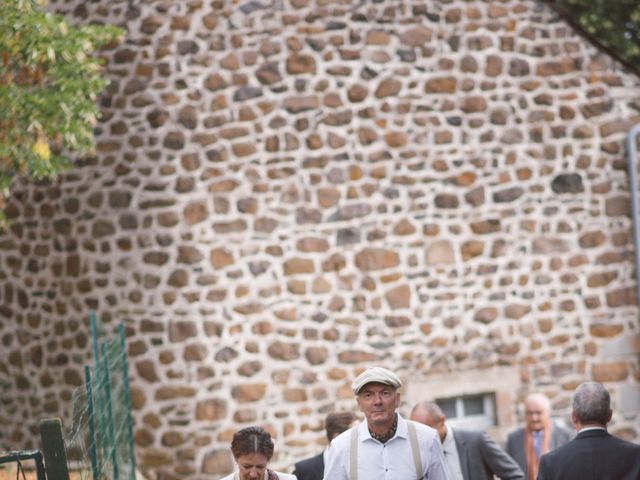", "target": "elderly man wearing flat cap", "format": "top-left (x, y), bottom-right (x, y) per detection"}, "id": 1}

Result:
top-left (323, 366), bottom-right (449, 480)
